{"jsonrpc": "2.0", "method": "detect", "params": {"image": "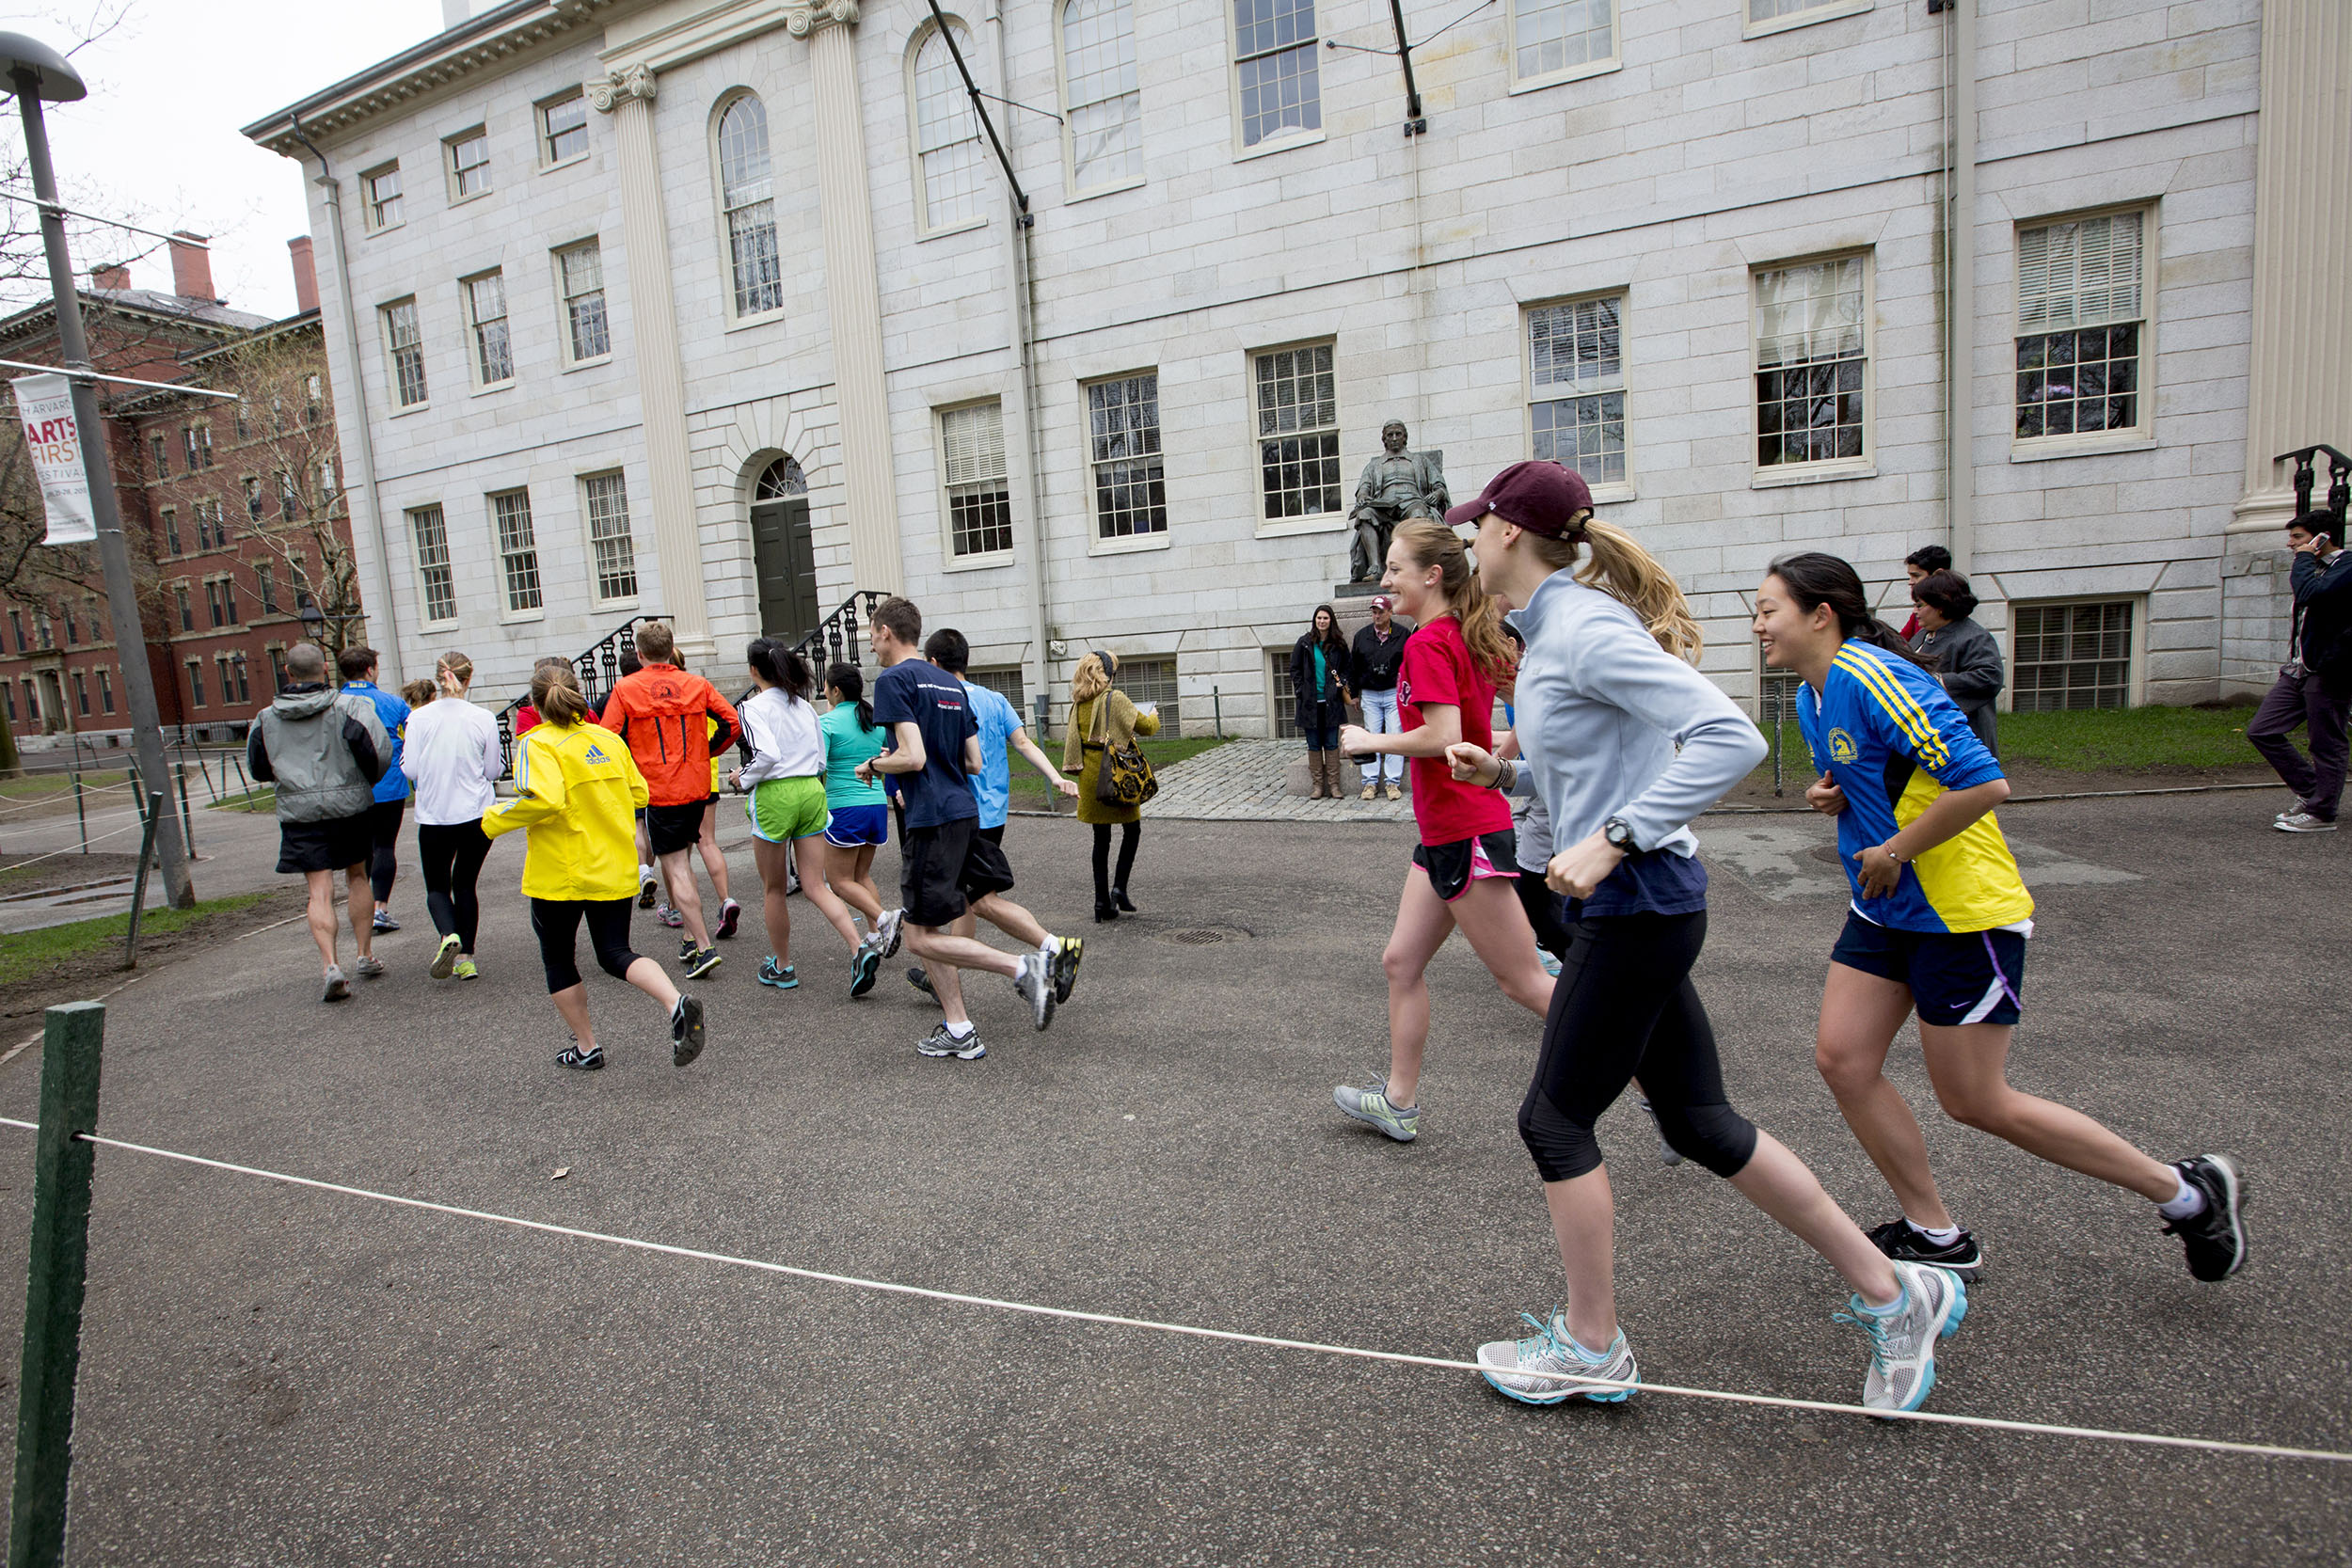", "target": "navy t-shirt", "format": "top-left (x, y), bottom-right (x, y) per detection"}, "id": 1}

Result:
top-left (872, 659), bottom-right (979, 830)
